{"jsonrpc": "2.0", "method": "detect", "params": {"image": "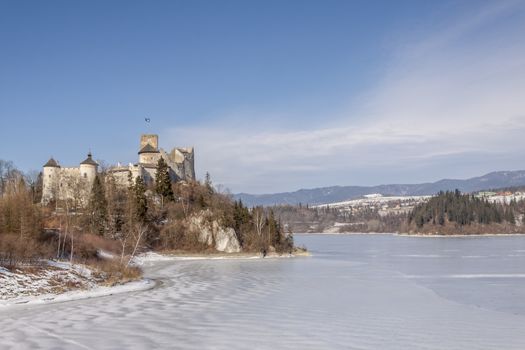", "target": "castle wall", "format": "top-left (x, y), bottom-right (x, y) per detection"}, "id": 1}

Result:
top-left (42, 167), bottom-right (60, 204)
top-left (109, 167), bottom-right (132, 187)
top-left (159, 147), bottom-right (195, 182)
top-left (139, 152), bottom-right (160, 165)
top-left (42, 167), bottom-right (92, 205)
top-left (80, 164), bottom-right (97, 184)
